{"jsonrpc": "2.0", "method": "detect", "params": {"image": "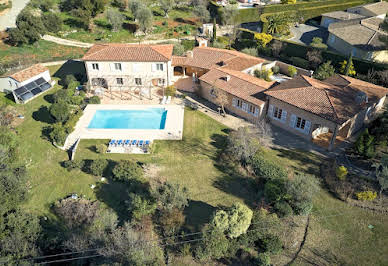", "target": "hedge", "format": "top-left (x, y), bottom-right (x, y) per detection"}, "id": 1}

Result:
top-left (260, 0), bottom-right (374, 32)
